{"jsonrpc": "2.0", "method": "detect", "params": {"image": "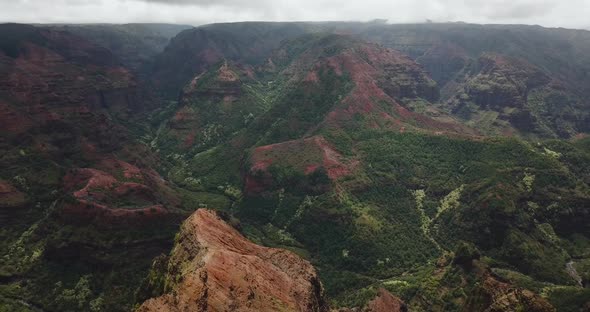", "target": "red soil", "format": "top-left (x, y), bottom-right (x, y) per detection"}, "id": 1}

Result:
top-left (320, 46), bottom-right (477, 136)
top-left (243, 174), bottom-right (271, 195)
top-left (304, 70), bottom-right (320, 83)
top-left (63, 168), bottom-right (117, 198)
top-left (216, 62), bottom-right (240, 82)
top-left (61, 162), bottom-right (173, 224)
top-left (0, 180), bottom-right (27, 208)
top-left (62, 200), bottom-right (167, 224)
top-left (305, 164), bottom-right (320, 174)
top-left (323, 50), bottom-right (399, 124)
top-left (138, 209), bottom-right (328, 312)
top-left (365, 288), bottom-right (407, 312)
top-left (245, 135), bottom-right (358, 194)
top-left (98, 158), bottom-right (143, 180)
